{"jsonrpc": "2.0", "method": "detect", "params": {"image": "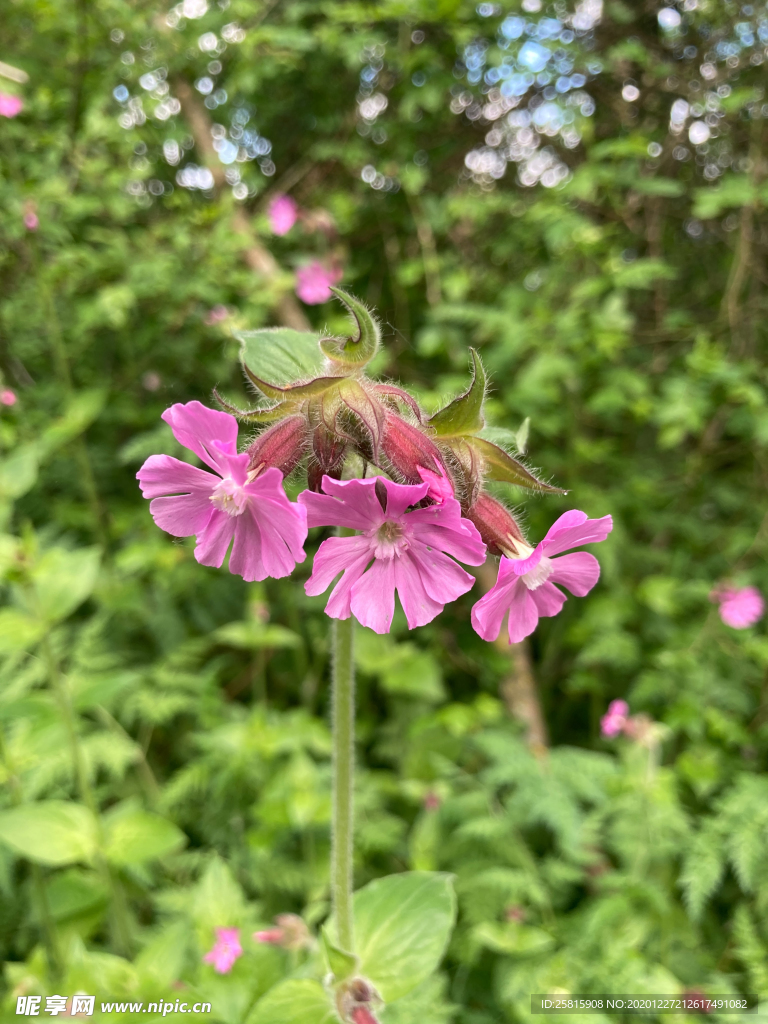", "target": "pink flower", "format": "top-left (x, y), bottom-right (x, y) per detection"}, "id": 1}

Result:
top-left (601, 699), bottom-right (629, 738)
top-left (137, 402), bottom-right (307, 581)
top-left (416, 465), bottom-right (455, 505)
top-left (23, 211), bottom-right (39, 231)
top-left (0, 94), bottom-right (23, 118)
top-left (713, 585), bottom-right (764, 629)
top-left (295, 261), bottom-right (342, 305)
top-left (298, 476), bottom-right (486, 633)
top-left (204, 304), bottom-right (229, 325)
top-left (203, 928), bottom-right (242, 974)
top-left (0, 390), bottom-right (17, 407)
top-left (268, 194), bottom-right (299, 235)
top-left (472, 509), bottom-right (613, 644)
